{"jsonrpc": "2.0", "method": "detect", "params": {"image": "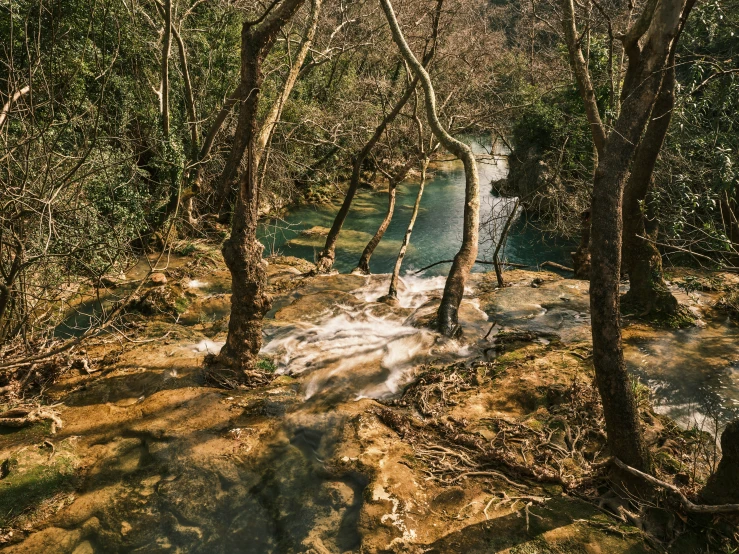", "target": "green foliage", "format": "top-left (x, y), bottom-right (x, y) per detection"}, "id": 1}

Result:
top-left (257, 357), bottom-right (277, 373)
